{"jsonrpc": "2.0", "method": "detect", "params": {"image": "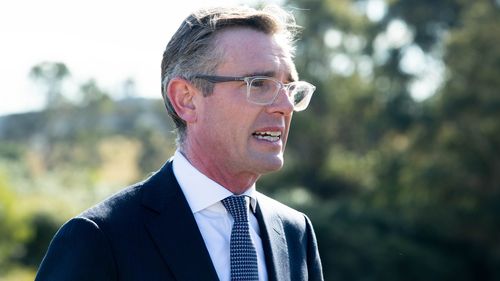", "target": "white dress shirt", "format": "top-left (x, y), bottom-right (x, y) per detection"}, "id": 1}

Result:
top-left (172, 150), bottom-right (268, 281)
